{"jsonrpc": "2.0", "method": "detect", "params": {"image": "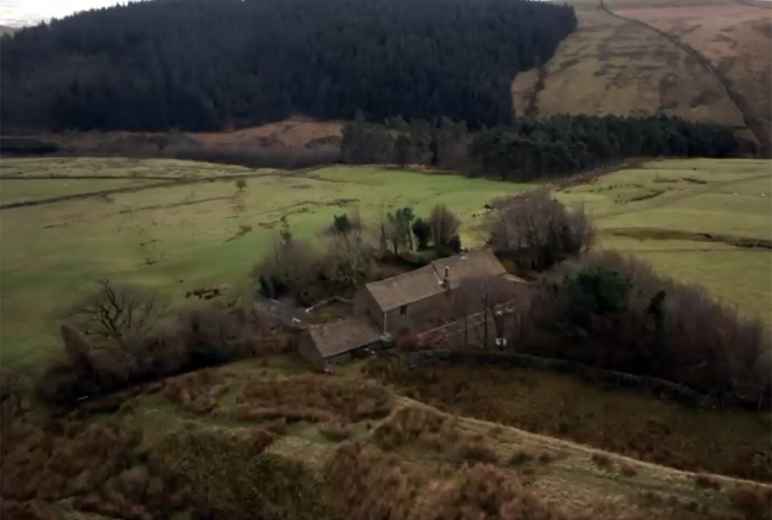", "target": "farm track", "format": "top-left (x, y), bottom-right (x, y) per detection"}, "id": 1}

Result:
top-left (363, 395), bottom-right (771, 516)
top-left (601, 2), bottom-right (768, 154)
top-left (393, 394), bottom-right (772, 491)
top-left (255, 387), bottom-right (771, 515)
